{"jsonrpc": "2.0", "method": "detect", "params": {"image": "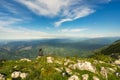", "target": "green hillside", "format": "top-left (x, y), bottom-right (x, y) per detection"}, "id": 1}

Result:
top-left (0, 56), bottom-right (120, 80)
top-left (99, 40), bottom-right (120, 55)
